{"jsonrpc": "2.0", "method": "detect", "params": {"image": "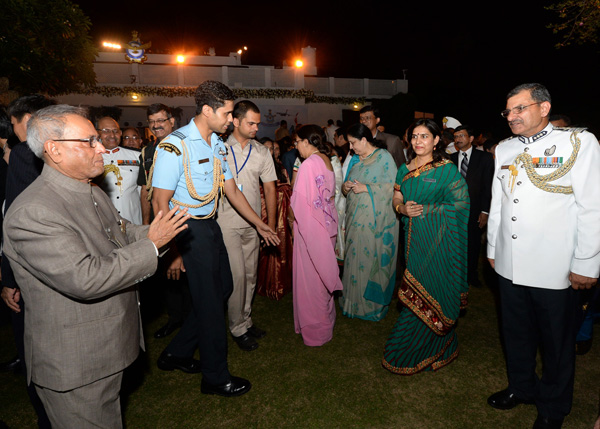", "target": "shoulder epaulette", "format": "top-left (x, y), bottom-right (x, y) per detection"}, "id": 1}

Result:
top-left (158, 142), bottom-right (182, 156)
top-left (171, 130), bottom-right (186, 140)
top-left (554, 126), bottom-right (587, 133)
